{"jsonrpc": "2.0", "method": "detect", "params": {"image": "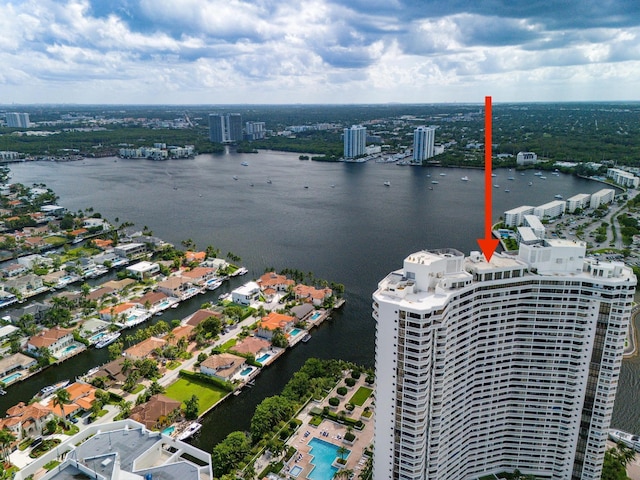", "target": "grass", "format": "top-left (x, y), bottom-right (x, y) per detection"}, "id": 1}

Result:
top-left (43, 460), bottom-right (61, 471)
top-left (130, 384), bottom-right (145, 394)
top-left (349, 386), bottom-right (373, 406)
top-left (164, 377), bottom-right (228, 415)
top-left (166, 360), bottom-right (181, 370)
top-left (220, 338), bottom-right (237, 351)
